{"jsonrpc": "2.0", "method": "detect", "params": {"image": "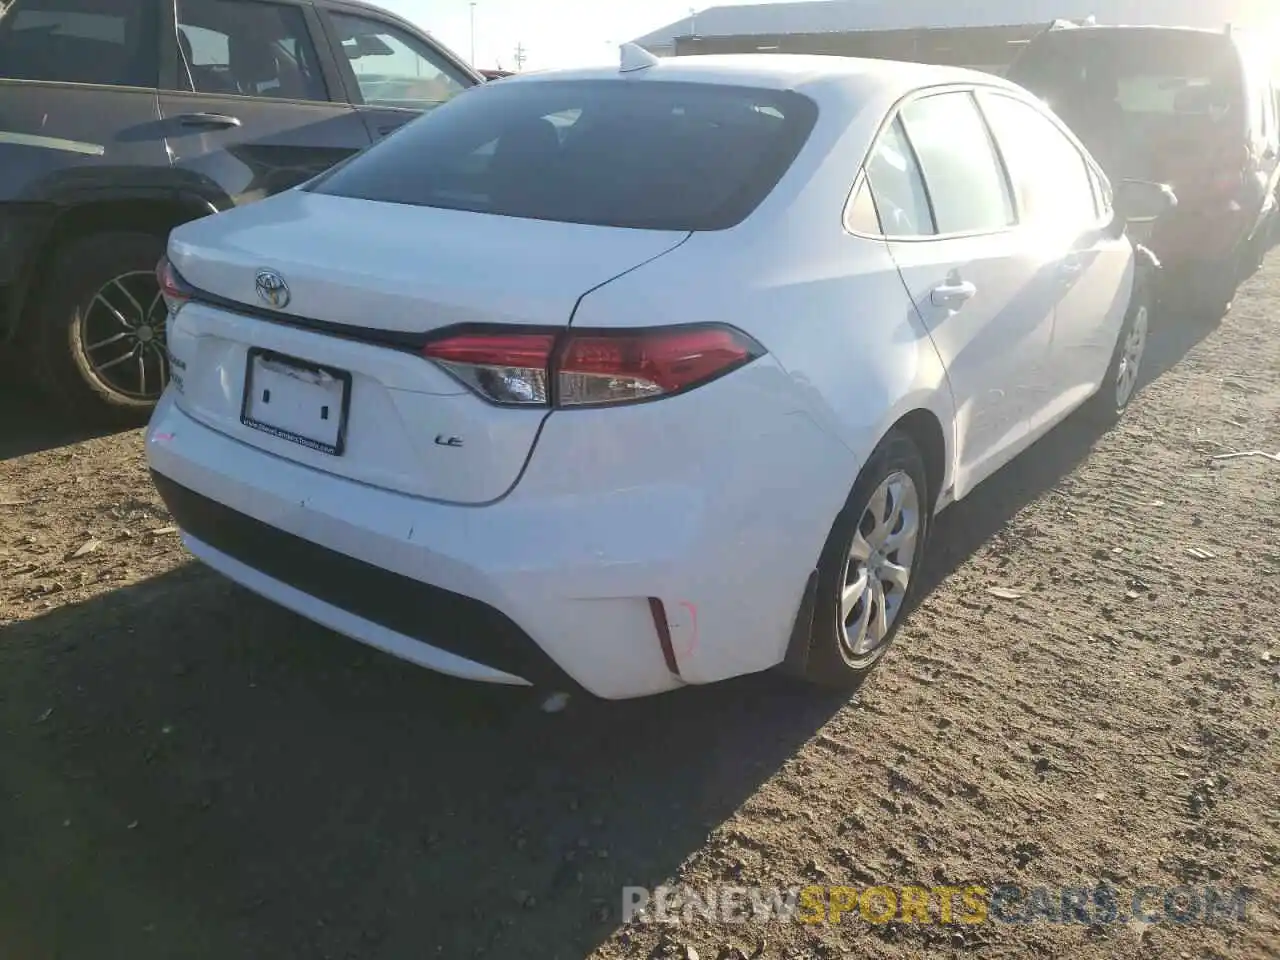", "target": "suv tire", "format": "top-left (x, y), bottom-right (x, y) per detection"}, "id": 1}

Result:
top-left (27, 231), bottom-right (168, 423)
